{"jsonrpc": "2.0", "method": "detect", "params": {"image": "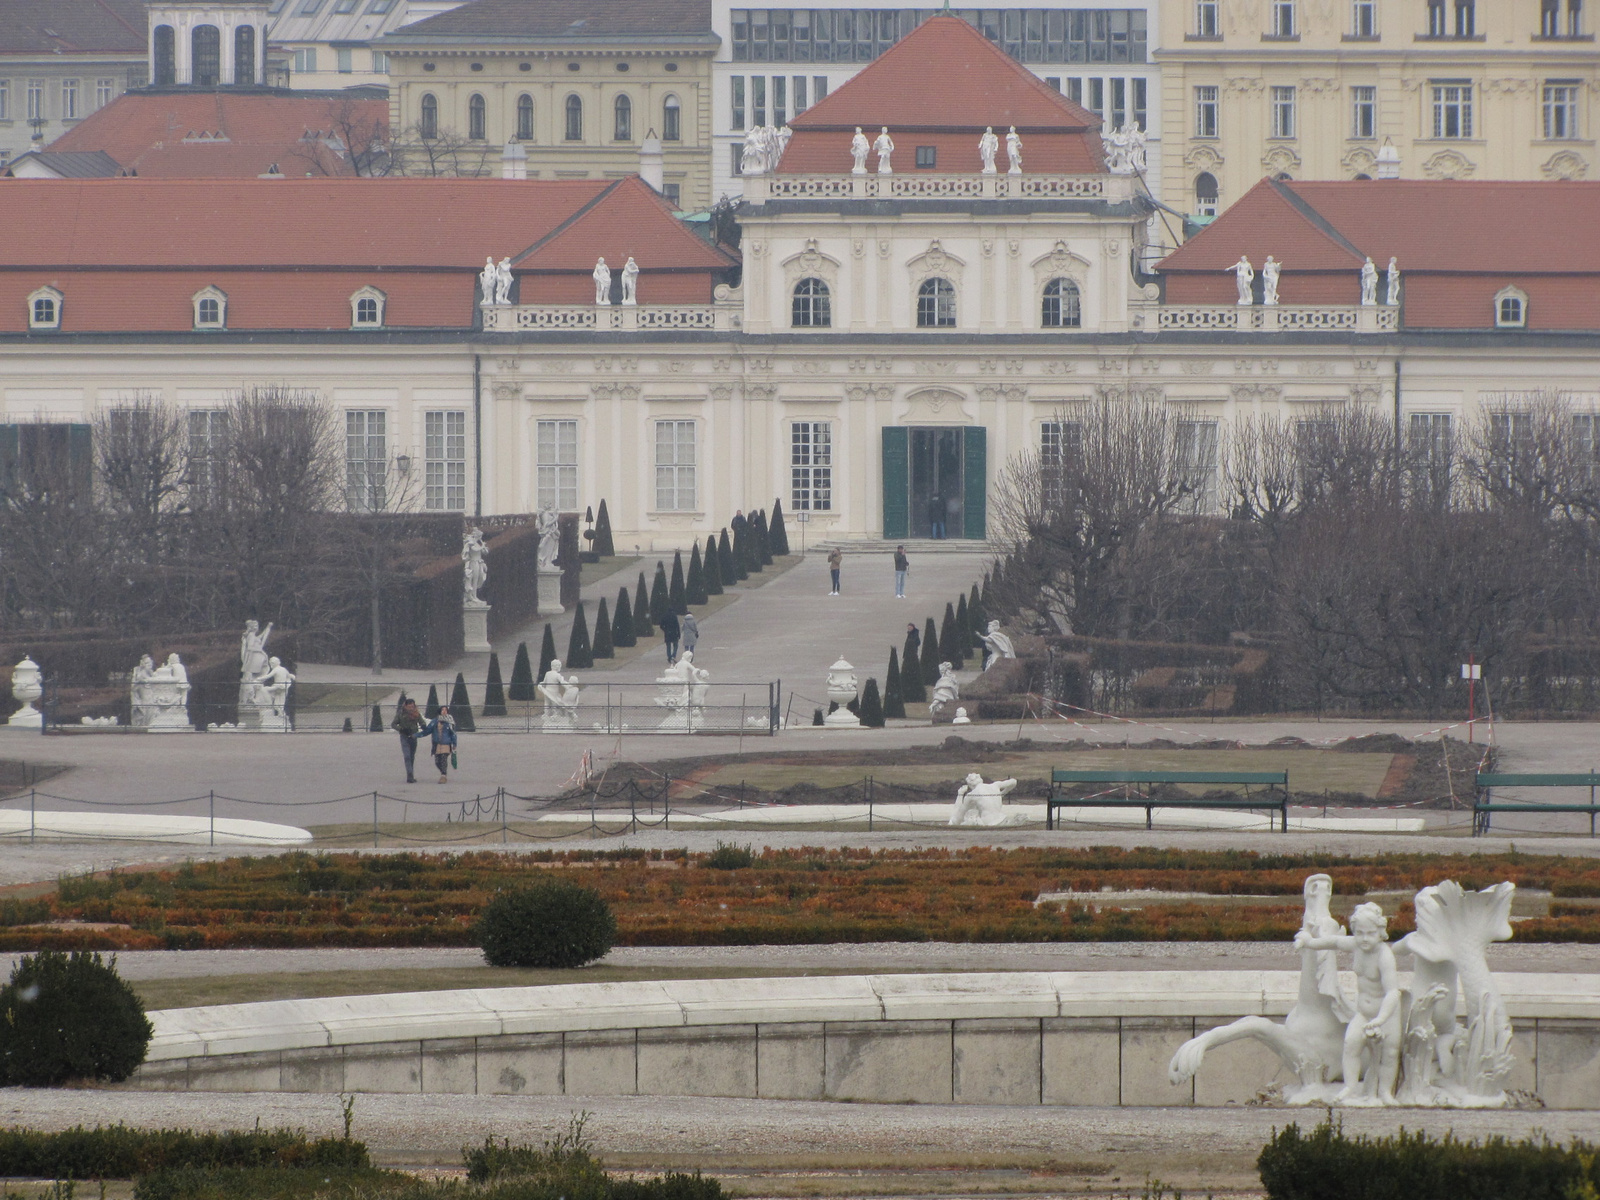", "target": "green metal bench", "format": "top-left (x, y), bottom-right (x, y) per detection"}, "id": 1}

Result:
top-left (1047, 769), bottom-right (1291, 831)
top-left (1473, 772), bottom-right (1600, 836)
